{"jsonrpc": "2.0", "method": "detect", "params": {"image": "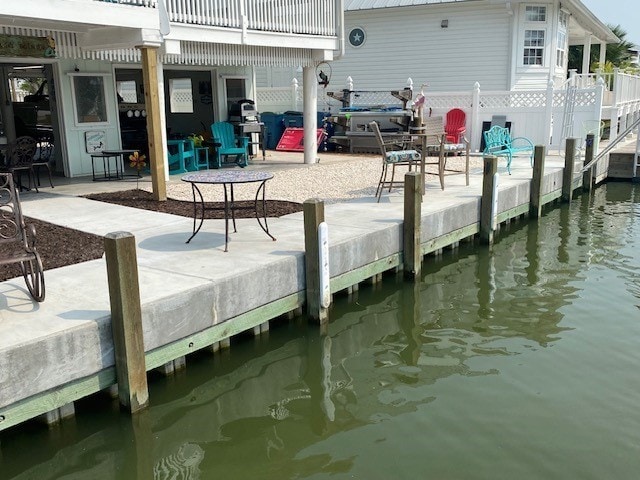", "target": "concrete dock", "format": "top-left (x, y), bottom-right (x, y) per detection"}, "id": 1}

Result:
top-left (0, 146), bottom-right (615, 431)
